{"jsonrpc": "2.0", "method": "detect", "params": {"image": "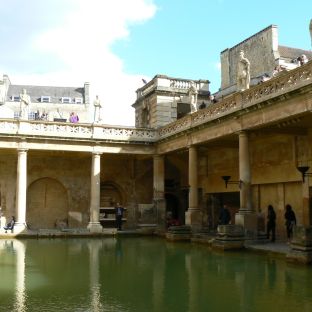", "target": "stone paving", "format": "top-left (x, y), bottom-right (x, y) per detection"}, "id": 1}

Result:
top-left (0, 227), bottom-right (291, 257)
